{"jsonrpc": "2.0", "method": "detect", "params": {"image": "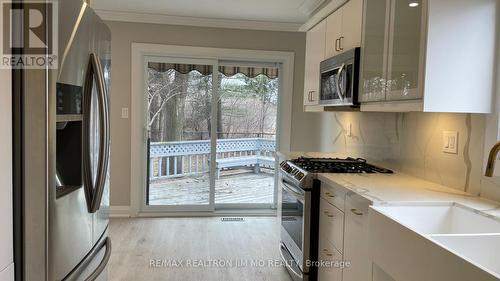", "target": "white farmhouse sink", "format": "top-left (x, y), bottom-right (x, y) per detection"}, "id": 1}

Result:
top-left (430, 234), bottom-right (500, 279)
top-left (372, 202), bottom-right (500, 234)
top-left (369, 202), bottom-right (500, 281)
